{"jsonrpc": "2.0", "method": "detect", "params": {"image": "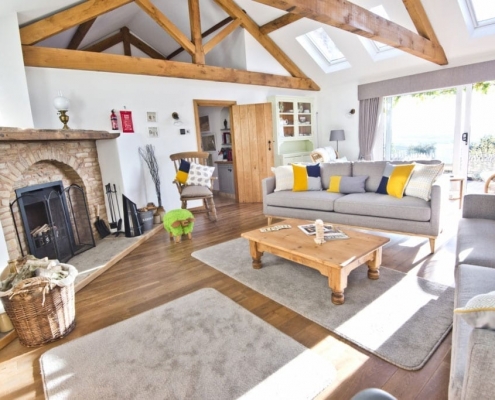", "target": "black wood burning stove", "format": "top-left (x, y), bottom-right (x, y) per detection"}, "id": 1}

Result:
top-left (11, 181), bottom-right (95, 263)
